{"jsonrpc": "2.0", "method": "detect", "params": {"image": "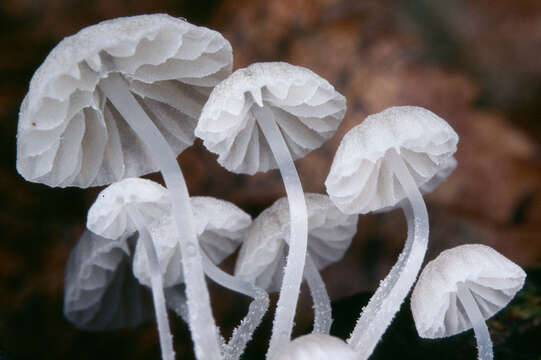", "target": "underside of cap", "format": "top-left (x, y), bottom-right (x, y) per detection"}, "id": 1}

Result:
top-left (410, 244), bottom-right (526, 339)
top-left (234, 193), bottom-right (357, 292)
top-left (86, 178), bottom-right (170, 240)
top-left (325, 106), bottom-right (459, 214)
top-left (133, 196), bottom-right (251, 288)
top-left (17, 14), bottom-right (233, 188)
top-left (64, 230), bottom-right (153, 330)
top-left (195, 62), bottom-right (346, 175)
